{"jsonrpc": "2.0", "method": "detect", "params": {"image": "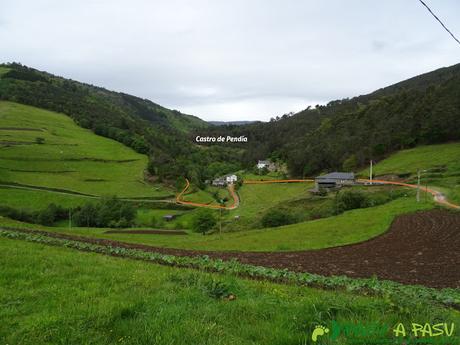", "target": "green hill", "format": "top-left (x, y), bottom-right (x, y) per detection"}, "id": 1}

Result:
top-left (0, 63), bottom-right (243, 183)
top-left (199, 62), bottom-right (460, 176)
top-left (0, 101), bottom-right (171, 199)
top-left (362, 142), bottom-right (460, 204)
